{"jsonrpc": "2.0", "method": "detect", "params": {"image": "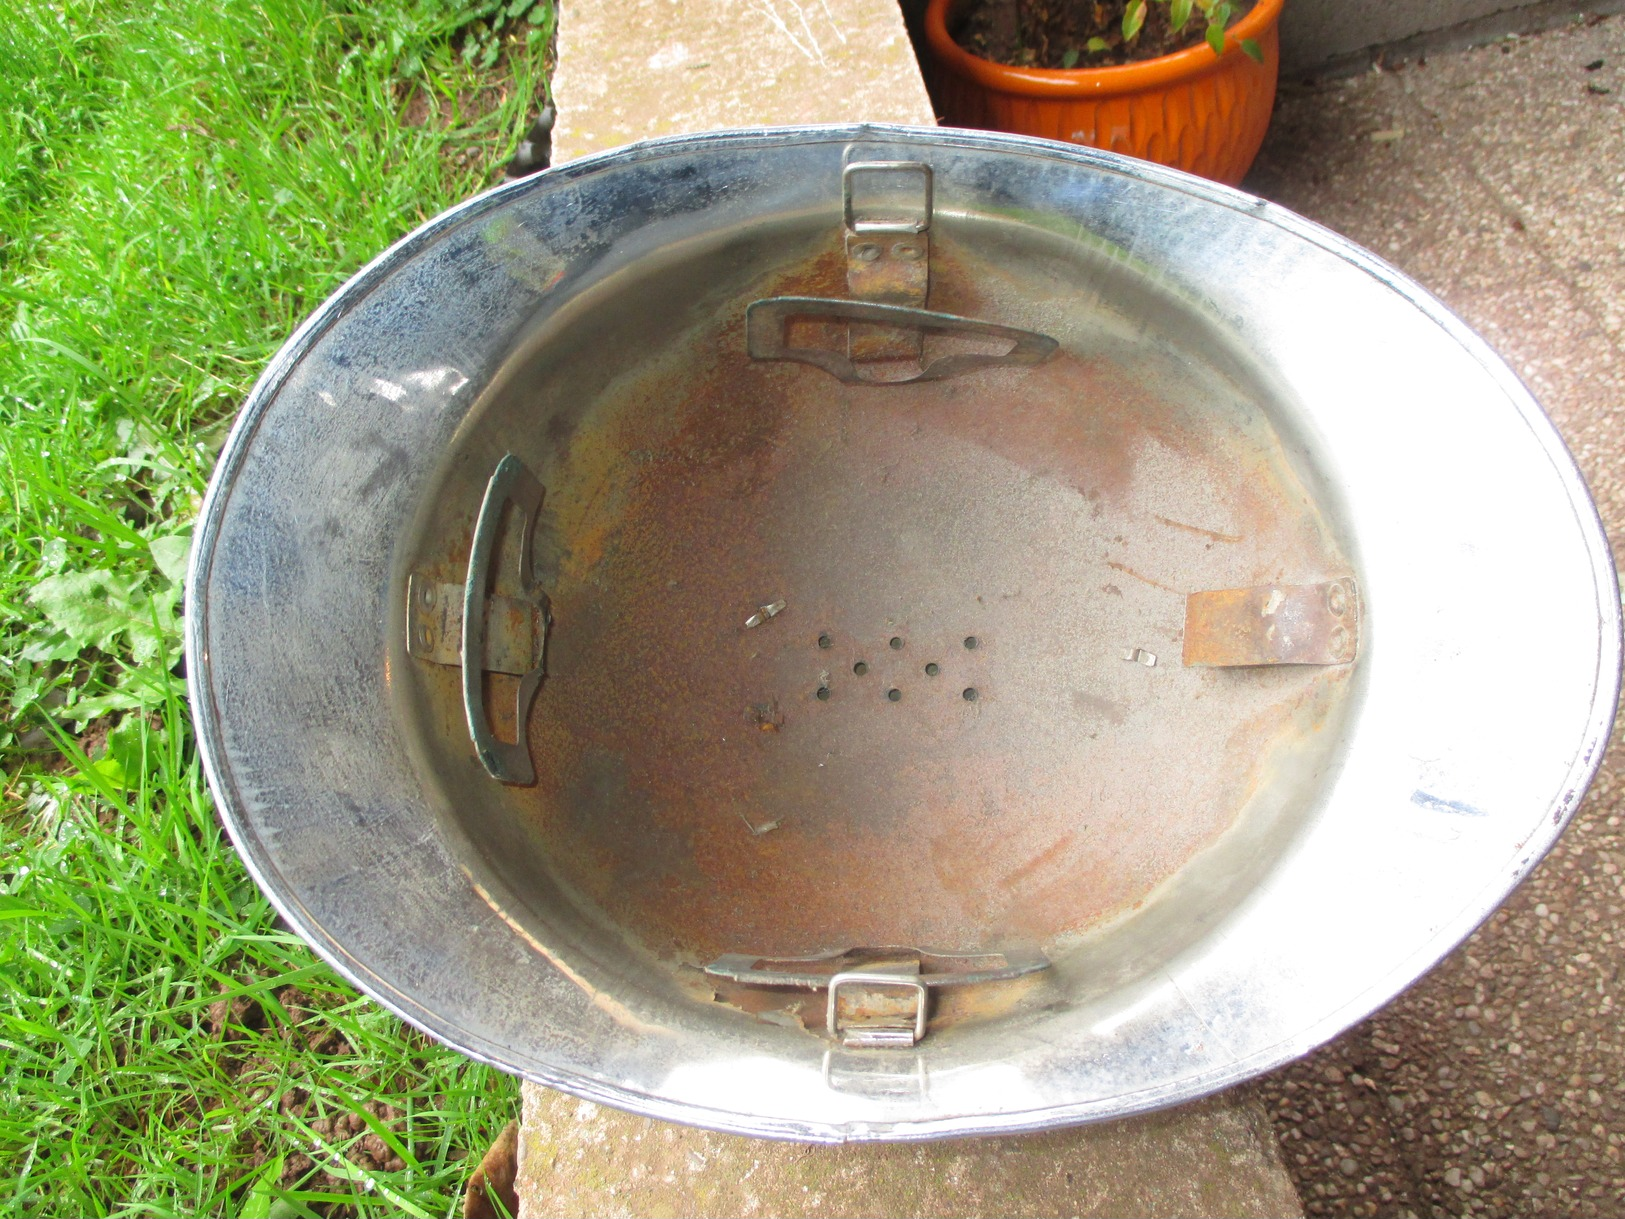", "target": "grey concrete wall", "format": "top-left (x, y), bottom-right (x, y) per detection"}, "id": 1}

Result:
top-left (1280, 0), bottom-right (1625, 74)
